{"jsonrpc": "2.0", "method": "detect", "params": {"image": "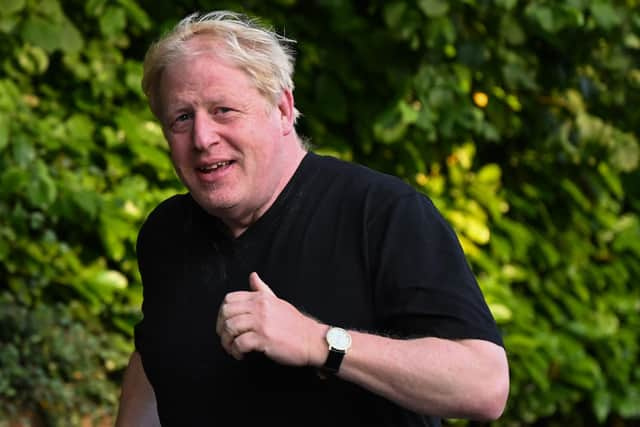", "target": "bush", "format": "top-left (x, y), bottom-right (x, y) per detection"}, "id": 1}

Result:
top-left (1, 0), bottom-right (639, 425)
top-left (0, 293), bottom-right (126, 426)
